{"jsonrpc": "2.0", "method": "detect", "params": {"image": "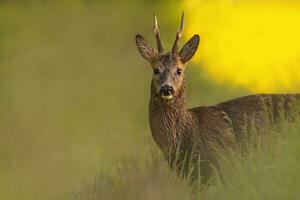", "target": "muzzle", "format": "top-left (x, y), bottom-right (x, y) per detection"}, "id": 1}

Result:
top-left (160, 85), bottom-right (174, 99)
